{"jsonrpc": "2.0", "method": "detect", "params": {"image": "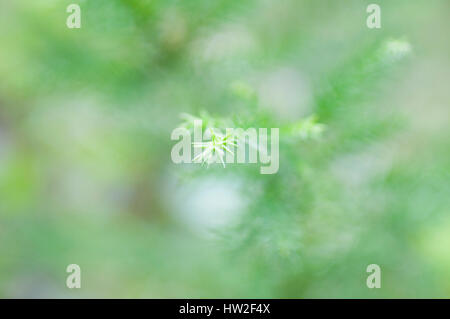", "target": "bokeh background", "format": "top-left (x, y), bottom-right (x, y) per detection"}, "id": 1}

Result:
top-left (0, 0), bottom-right (449, 298)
